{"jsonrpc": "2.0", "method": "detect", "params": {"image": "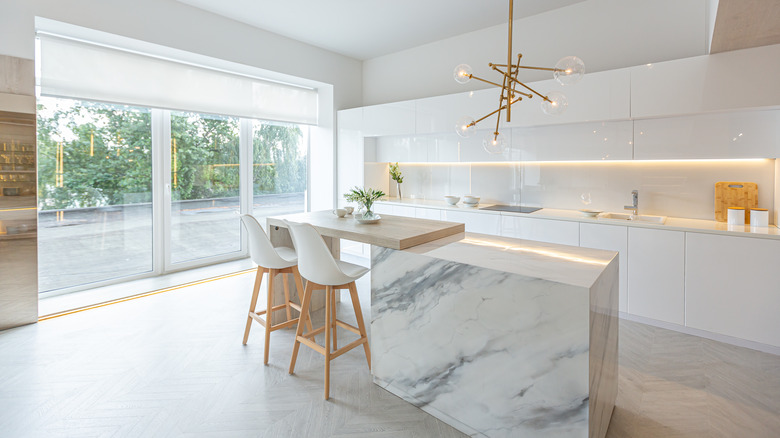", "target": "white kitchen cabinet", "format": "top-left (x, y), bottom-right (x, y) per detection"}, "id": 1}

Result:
top-left (375, 135), bottom-right (429, 162)
top-left (415, 89), bottom-right (496, 135)
top-left (633, 110), bottom-right (780, 159)
top-left (511, 120), bottom-right (633, 161)
top-left (580, 223), bottom-right (629, 313)
top-left (631, 44), bottom-right (780, 118)
top-left (685, 233), bottom-right (780, 347)
top-left (504, 69), bottom-right (631, 128)
top-left (371, 203), bottom-right (415, 218)
top-left (627, 227), bottom-right (685, 325)
top-left (371, 203), bottom-right (394, 215)
top-left (500, 216), bottom-right (580, 246)
top-left (414, 207), bottom-right (442, 220)
top-left (362, 101), bottom-right (415, 137)
top-left (337, 109), bottom-right (365, 206)
top-left (442, 210), bottom-right (501, 235)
